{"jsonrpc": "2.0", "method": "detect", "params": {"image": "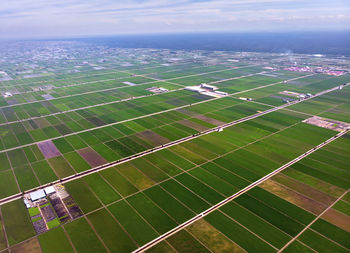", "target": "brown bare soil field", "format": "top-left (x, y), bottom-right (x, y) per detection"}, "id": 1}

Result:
top-left (137, 130), bottom-right (170, 146)
top-left (194, 114), bottom-right (225, 126)
top-left (259, 180), bottom-right (326, 215)
top-left (10, 237), bottom-right (41, 253)
top-left (321, 209), bottom-right (350, 232)
top-left (78, 147), bottom-right (107, 167)
top-left (271, 174), bottom-right (336, 205)
top-left (179, 119), bottom-right (209, 132)
top-left (176, 108), bottom-right (199, 116)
